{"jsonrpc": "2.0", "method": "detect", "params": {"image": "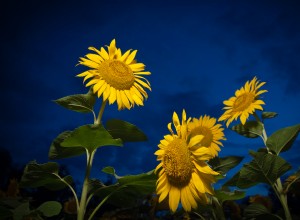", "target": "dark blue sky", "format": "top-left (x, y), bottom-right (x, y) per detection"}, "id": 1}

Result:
top-left (1, 0), bottom-right (300, 195)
